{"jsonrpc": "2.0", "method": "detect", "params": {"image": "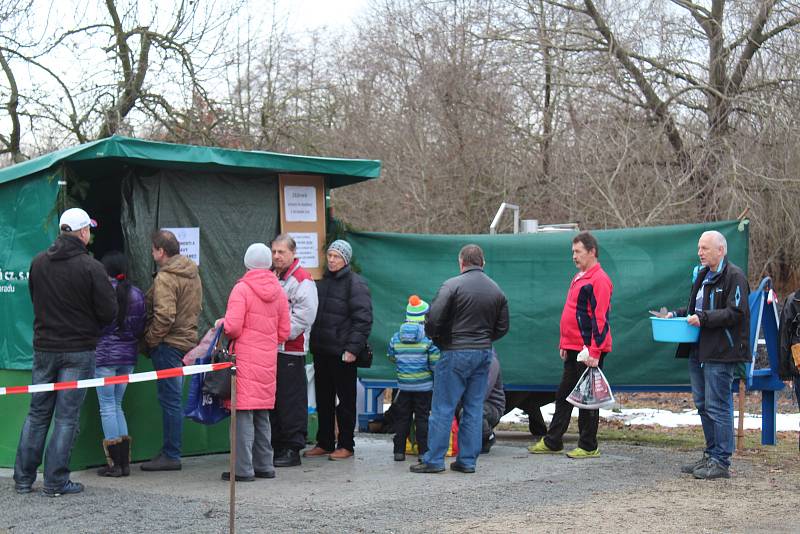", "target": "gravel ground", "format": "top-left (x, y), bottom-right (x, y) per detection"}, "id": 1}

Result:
top-left (1, 432), bottom-right (798, 533)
